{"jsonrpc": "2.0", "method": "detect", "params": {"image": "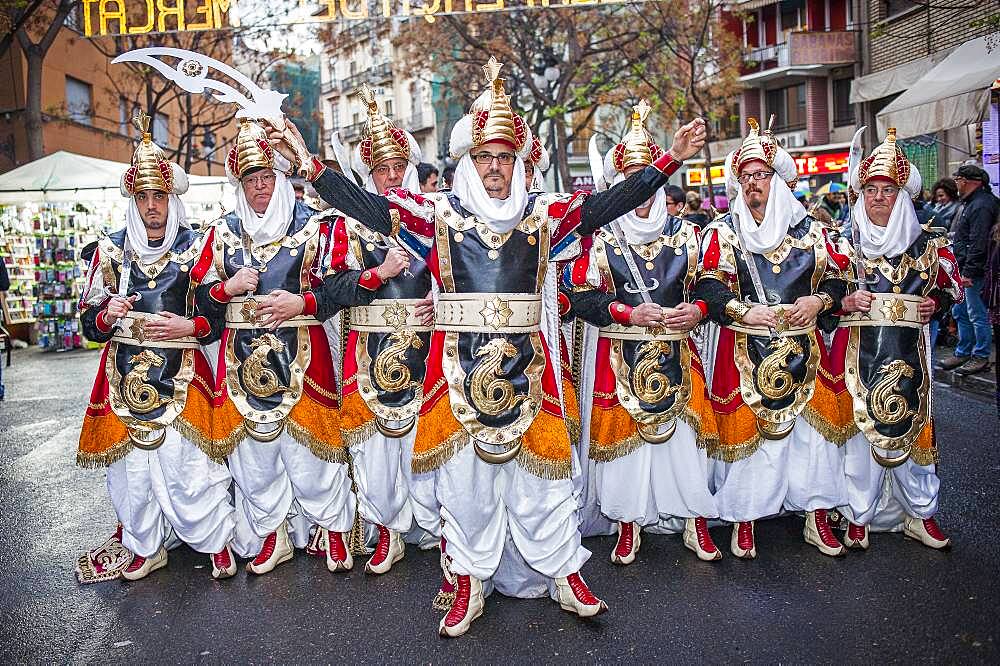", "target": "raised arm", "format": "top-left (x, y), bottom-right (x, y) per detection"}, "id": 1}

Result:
top-left (576, 118), bottom-right (707, 236)
top-left (311, 165), bottom-right (394, 236)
